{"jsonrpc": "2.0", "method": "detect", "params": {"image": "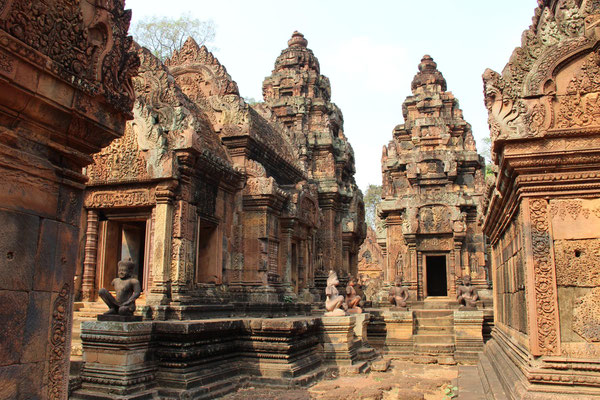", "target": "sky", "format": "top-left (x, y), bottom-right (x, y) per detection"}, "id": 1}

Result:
top-left (126, 0), bottom-right (539, 193)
